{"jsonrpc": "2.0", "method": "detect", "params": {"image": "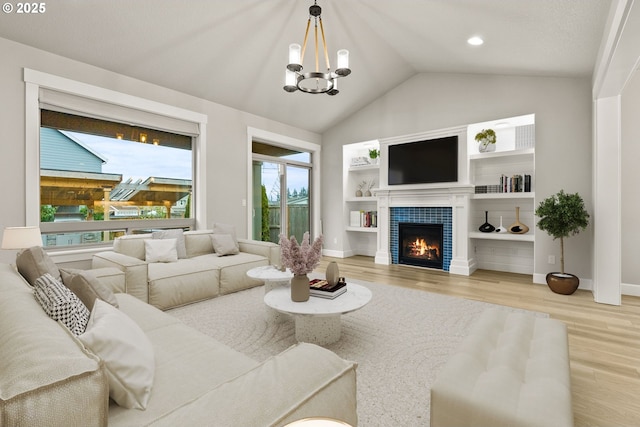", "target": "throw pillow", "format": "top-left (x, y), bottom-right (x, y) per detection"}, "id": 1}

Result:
top-left (152, 229), bottom-right (187, 259)
top-left (212, 223), bottom-right (239, 251)
top-left (144, 238), bottom-right (178, 263)
top-left (210, 233), bottom-right (240, 256)
top-left (33, 273), bottom-right (90, 336)
top-left (60, 268), bottom-right (119, 311)
top-left (79, 299), bottom-right (155, 410)
top-left (16, 246), bottom-right (61, 286)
